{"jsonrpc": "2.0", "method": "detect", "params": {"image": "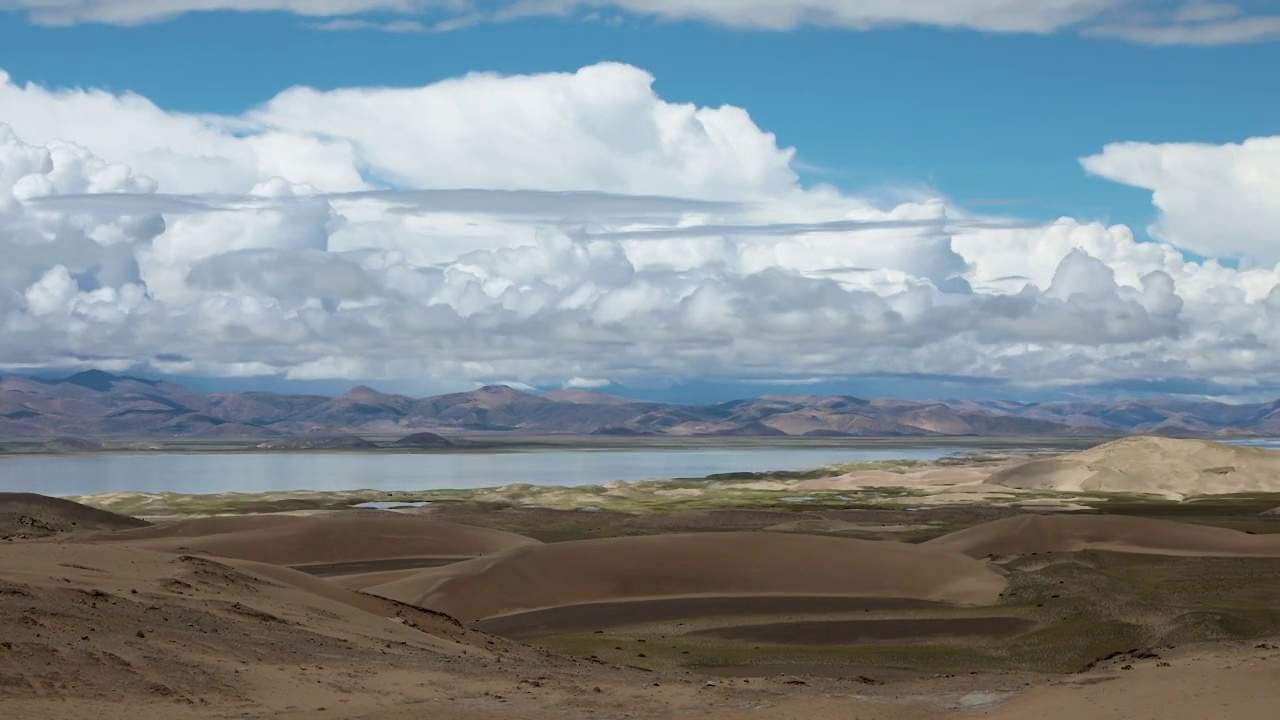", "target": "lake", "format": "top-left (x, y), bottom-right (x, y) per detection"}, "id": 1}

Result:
top-left (0, 446), bottom-right (961, 496)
